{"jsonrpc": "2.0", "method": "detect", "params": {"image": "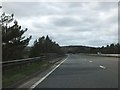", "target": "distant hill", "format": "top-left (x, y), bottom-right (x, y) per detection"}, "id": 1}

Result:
top-left (61, 45), bottom-right (97, 54)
